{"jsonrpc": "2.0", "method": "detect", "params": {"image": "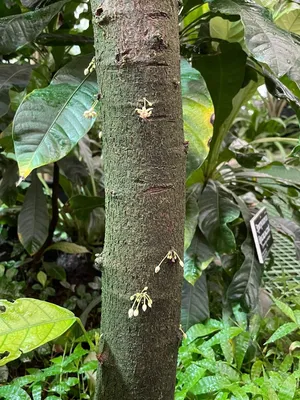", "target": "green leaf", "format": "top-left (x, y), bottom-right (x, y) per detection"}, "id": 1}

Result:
top-left (0, 298), bottom-right (77, 366)
top-left (13, 54), bottom-right (98, 179)
top-left (191, 376), bottom-right (231, 395)
top-left (0, 64), bottom-right (32, 118)
top-left (186, 320), bottom-right (223, 343)
top-left (0, 1), bottom-right (69, 55)
top-left (251, 360), bottom-right (264, 380)
top-left (32, 383), bottom-right (42, 400)
top-left (0, 385), bottom-right (30, 400)
top-left (180, 364), bottom-right (206, 394)
top-left (184, 229), bottom-right (214, 285)
top-left (235, 331), bottom-right (250, 370)
top-left (43, 262), bottom-right (66, 281)
top-left (0, 161), bottom-right (19, 207)
top-left (278, 374), bottom-right (296, 400)
top-left (181, 58), bottom-right (214, 176)
top-left (226, 241), bottom-right (262, 310)
top-left (273, 297), bottom-right (297, 322)
top-left (192, 42), bottom-right (248, 176)
top-left (210, 16), bottom-right (244, 43)
top-left (37, 271), bottom-right (47, 288)
top-left (184, 186), bottom-right (200, 251)
top-left (181, 275), bottom-right (209, 331)
top-left (198, 181), bottom-right (240, 254)
top-left (265, 322), bottom-right (298, 344)
top-left (18, 173), bottom-right (49, 255)
top-left (275, 3), bottom-right (300, 35)
top-left (69, 195), bottom-right (104, 220)
top-left (210, 0), bottom-right (300, 78)
top-left (45, 242), bottom-right (89, 254)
